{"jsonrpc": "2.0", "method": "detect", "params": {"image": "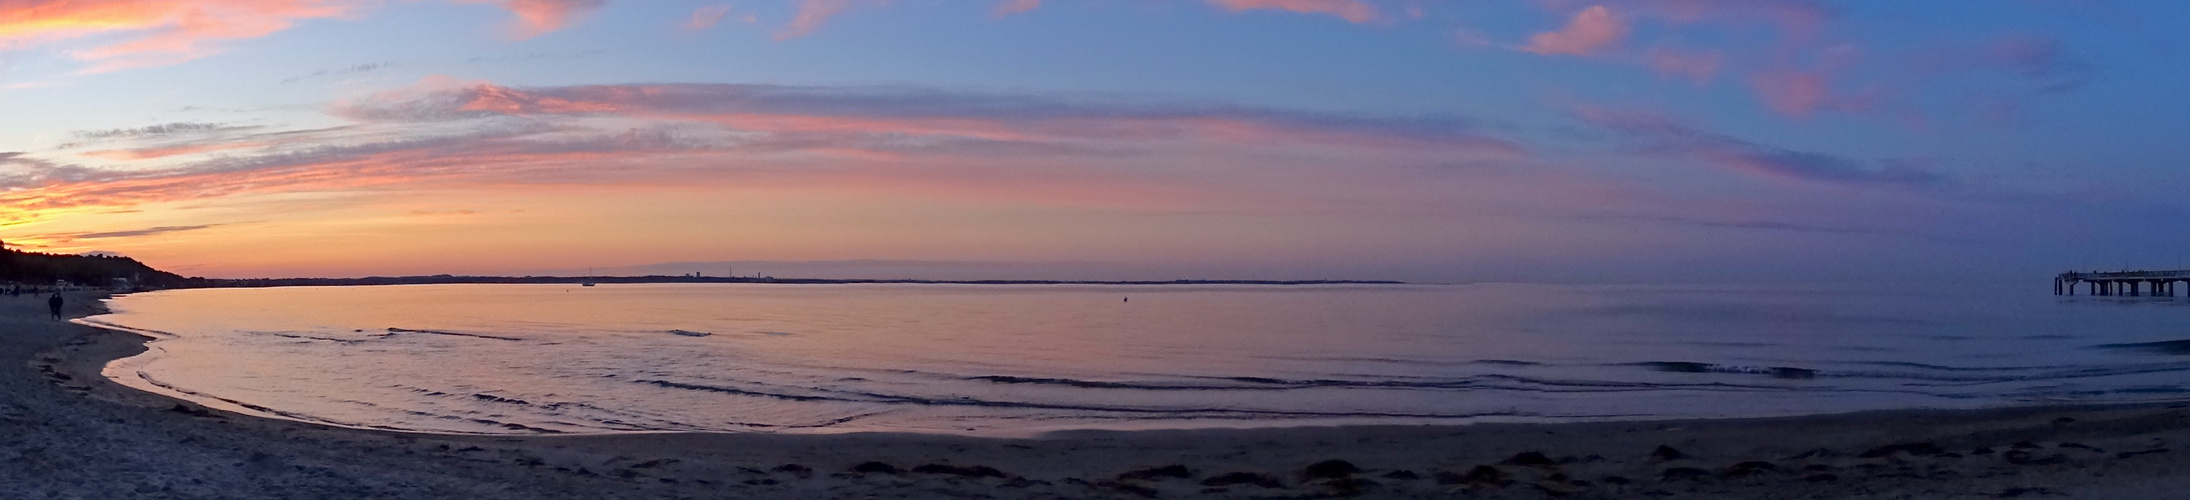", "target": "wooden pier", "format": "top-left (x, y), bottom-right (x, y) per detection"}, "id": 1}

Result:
top-left (2055, 270), bottom-right (2190, 296)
